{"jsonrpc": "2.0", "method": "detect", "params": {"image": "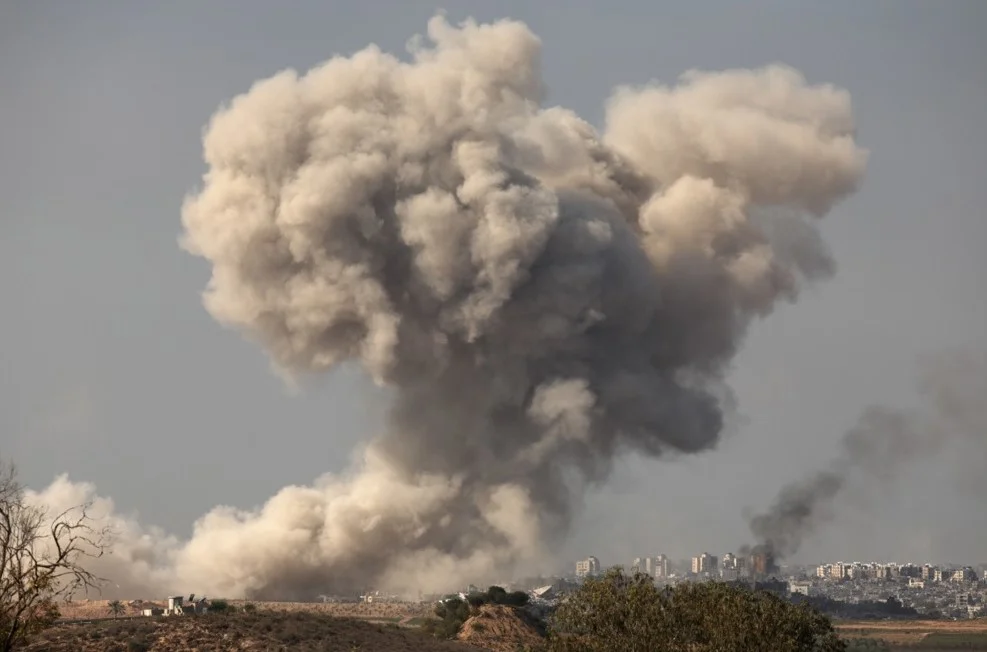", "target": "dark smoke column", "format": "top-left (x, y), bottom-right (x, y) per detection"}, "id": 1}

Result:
top-left (178, 15), bottom-right (867, 599)
top-left (746, 349), bottom-right (987, 564)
